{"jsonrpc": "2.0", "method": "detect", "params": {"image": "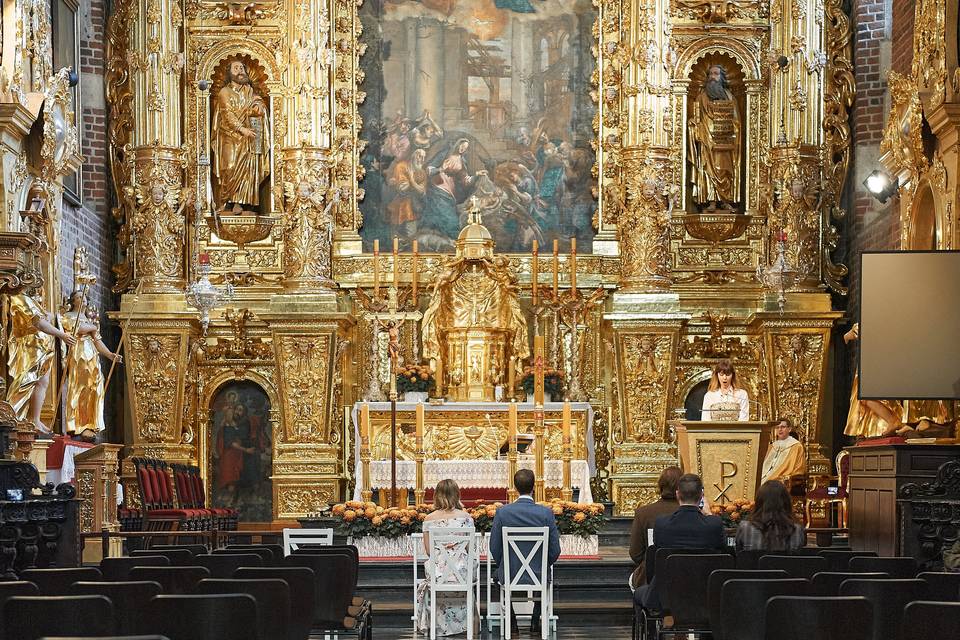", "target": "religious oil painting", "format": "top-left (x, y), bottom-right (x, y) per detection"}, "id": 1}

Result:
top-left (208, 381), bottom-right (273, 522)
top-left (359, 0), bottom-right (598, 254)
